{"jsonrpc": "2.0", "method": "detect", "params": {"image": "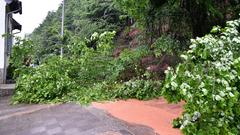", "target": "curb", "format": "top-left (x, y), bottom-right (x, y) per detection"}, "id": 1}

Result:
top-left (0, 84), bottom-right (15, 97)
